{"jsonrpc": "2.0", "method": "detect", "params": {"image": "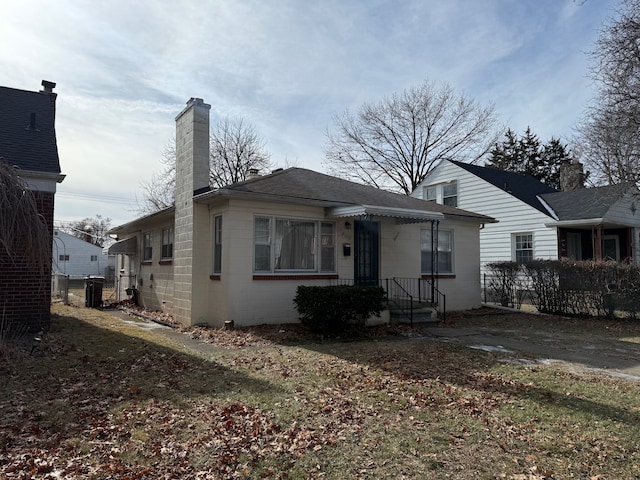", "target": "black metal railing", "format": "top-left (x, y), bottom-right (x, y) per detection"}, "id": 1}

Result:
top-left (328, 277), bottom-right (446, 325)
